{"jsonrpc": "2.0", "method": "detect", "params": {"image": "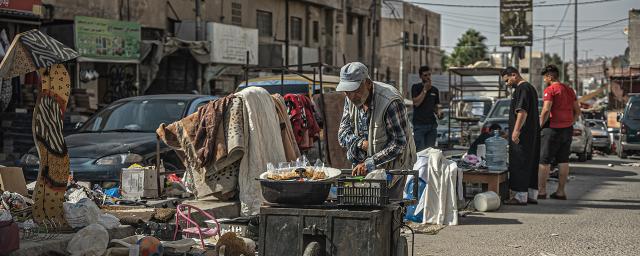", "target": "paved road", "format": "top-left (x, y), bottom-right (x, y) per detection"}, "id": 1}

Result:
top-left (413, 155), bottom-right (640, 256)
